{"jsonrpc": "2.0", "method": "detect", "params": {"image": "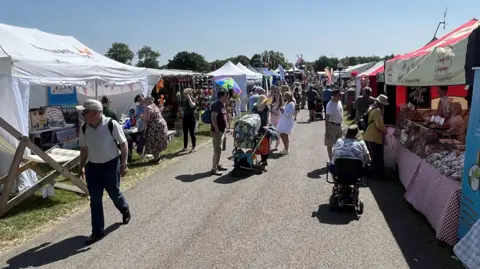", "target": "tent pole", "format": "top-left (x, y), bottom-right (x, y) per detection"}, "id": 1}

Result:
top-left (96, 81), bottom-right (99, 100)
